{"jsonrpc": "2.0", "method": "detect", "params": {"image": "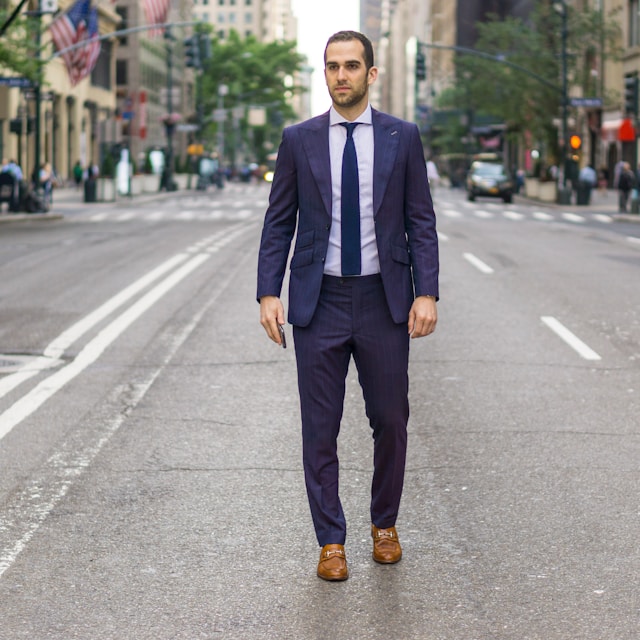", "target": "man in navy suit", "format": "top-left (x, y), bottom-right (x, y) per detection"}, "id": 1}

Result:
top-left (257, 30), bottom-right (439, 581)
